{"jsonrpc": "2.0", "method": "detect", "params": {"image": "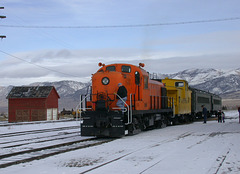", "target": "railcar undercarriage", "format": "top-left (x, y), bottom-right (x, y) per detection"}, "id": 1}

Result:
top-left (81, 109), bottom-right (173, 137)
